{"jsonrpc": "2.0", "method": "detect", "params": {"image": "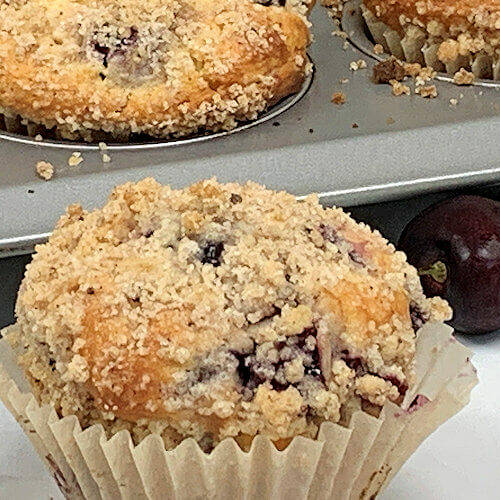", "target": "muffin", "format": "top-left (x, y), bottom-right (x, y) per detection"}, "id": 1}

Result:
top-left (0, 0), bottom-right (310, 142)
top-left (360, 0), bottom-right (500, 80)
top-left (2, 179), bottom-right (477, 499)
top-left (12, 177), bottom-right (450, 447)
